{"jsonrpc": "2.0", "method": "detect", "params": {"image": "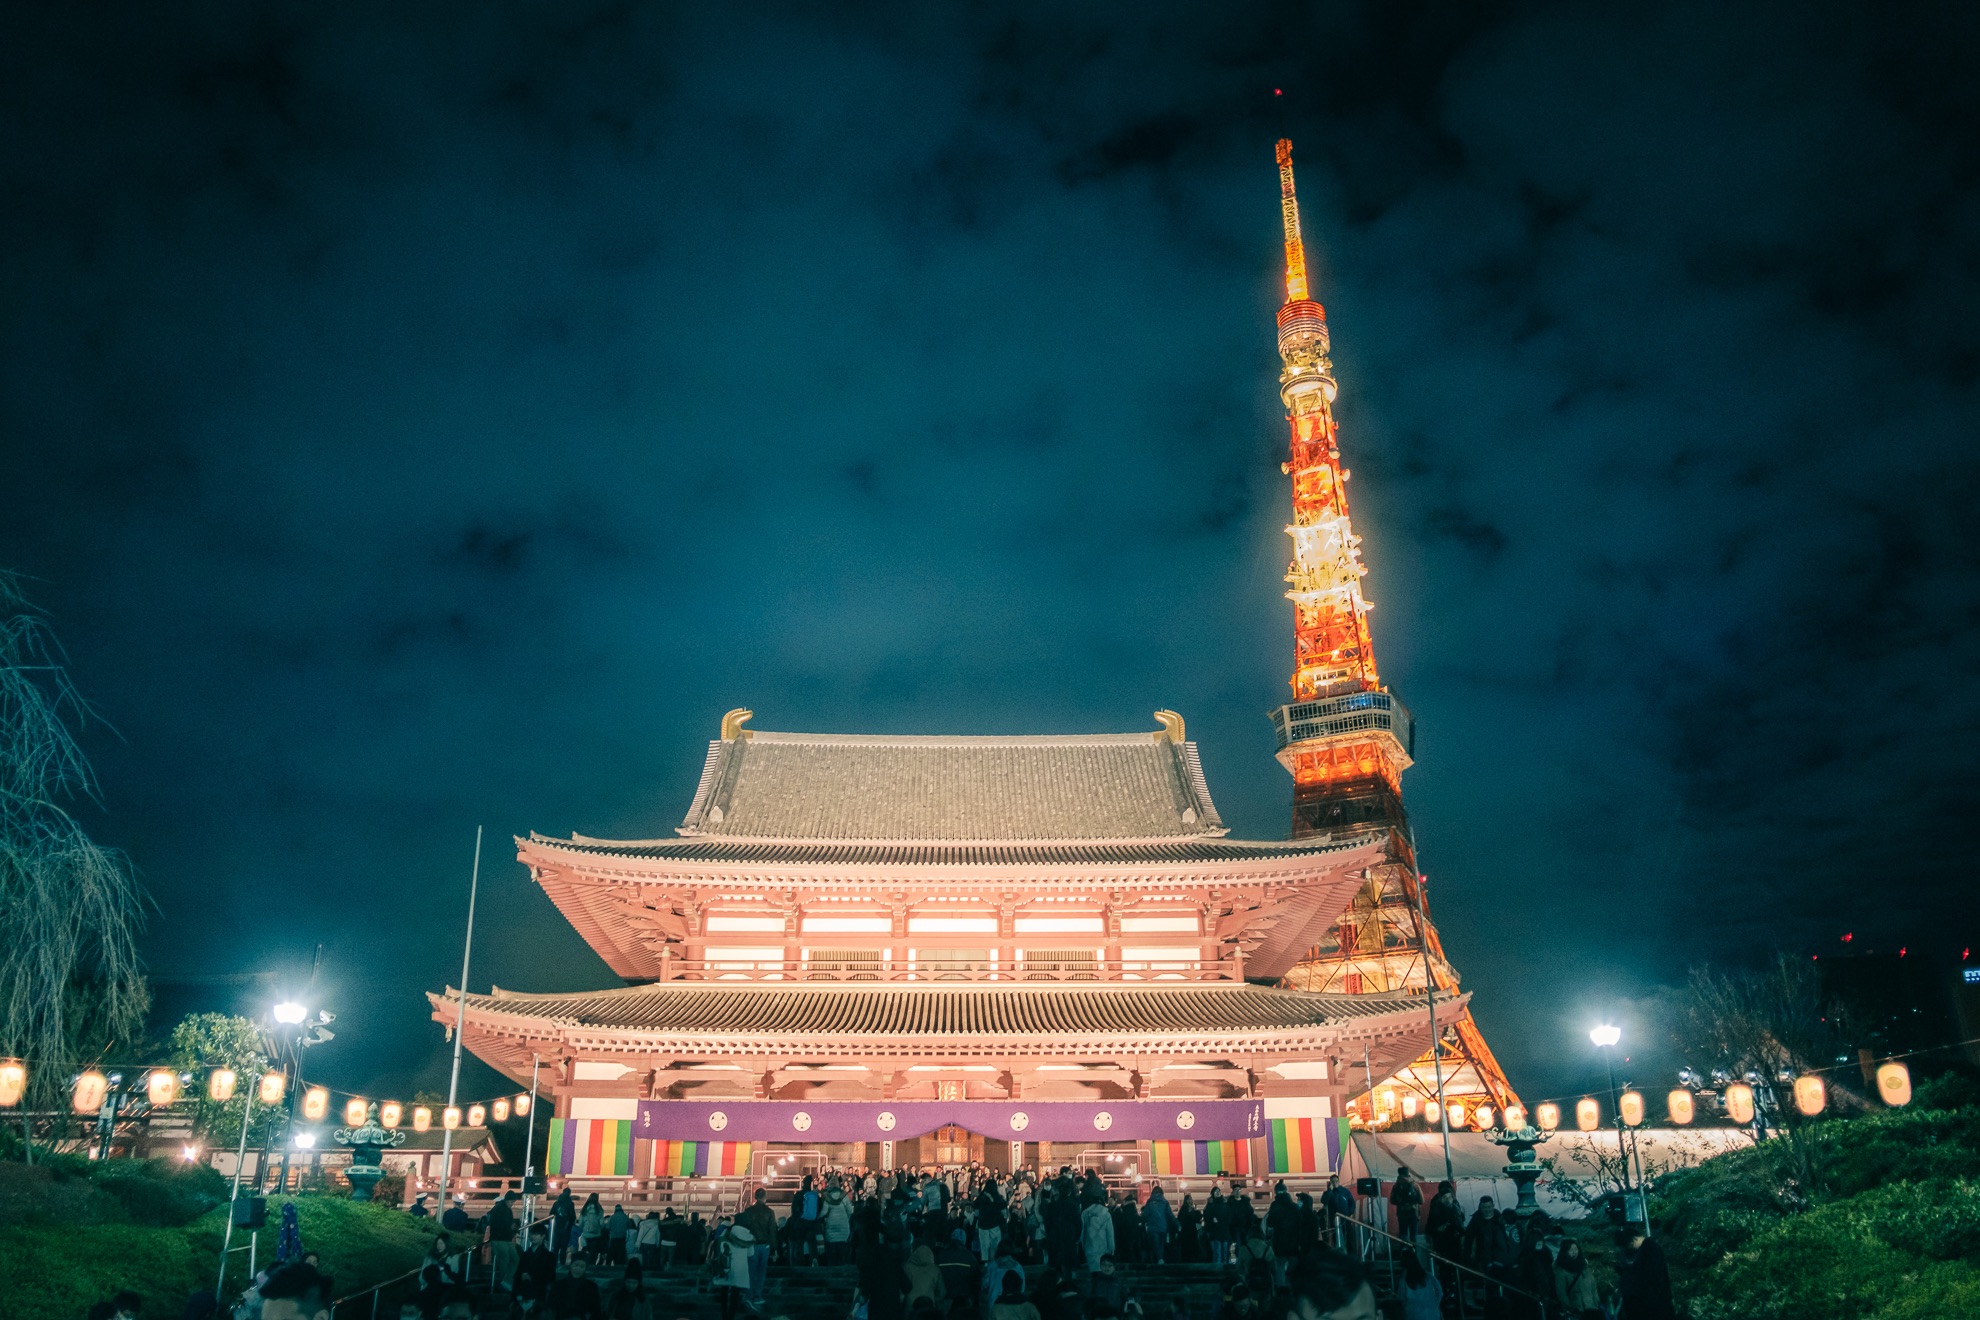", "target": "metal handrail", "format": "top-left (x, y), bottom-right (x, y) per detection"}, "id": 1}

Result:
top-left (1340, 1212), bottom-right (1552, 1311)
top-left (326, 1213), bottom-right (550, 1318)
